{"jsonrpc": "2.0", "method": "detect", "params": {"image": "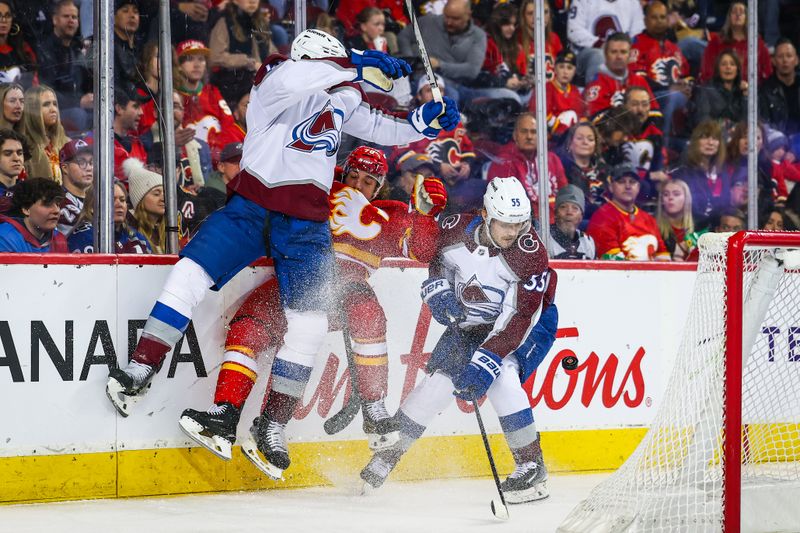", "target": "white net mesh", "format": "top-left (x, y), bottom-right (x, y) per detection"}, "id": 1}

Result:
top-left (558, 233), bottom-right (800, 533)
